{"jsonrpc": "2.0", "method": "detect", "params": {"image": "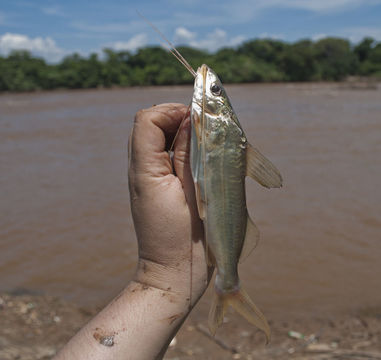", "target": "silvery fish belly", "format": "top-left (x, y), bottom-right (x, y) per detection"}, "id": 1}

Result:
top-left (190, 64), bottom-right (282, 342)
